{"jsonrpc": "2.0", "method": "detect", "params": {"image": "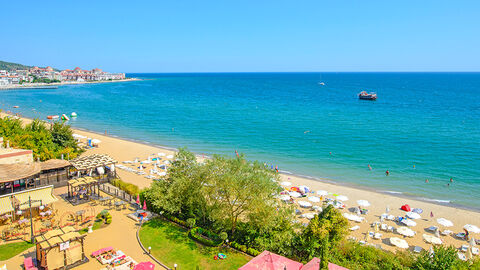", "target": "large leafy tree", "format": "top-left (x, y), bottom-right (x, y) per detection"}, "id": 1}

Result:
top-left (413, 245), bottom-right (463, 270)
top-left (299, 204), bottom-right (348, 269)
top-left (203, 155), bottom-right (281, 235)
